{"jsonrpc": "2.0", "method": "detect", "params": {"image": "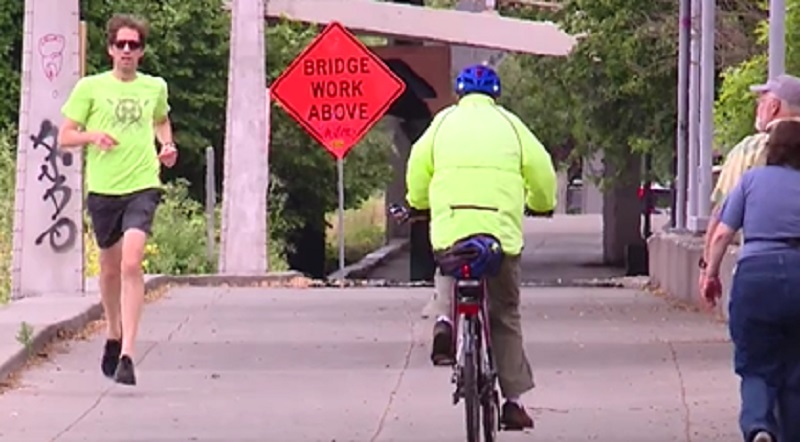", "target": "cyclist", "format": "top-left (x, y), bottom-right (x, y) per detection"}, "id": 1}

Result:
top-left (404, 64), bottom-right (557, 430)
